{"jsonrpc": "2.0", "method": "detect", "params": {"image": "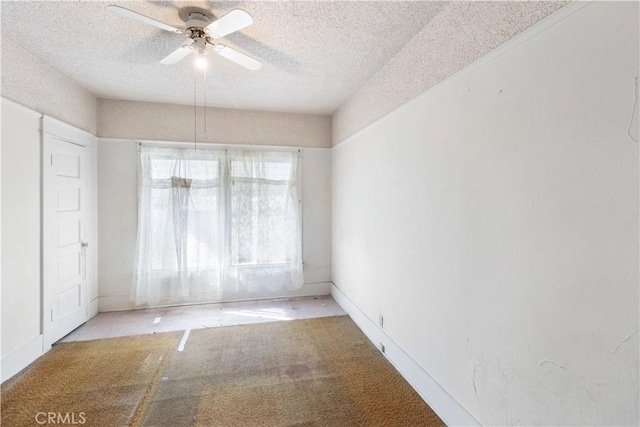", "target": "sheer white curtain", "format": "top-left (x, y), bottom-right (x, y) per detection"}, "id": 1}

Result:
top-left (225, 150), bottom-right (304, 292)
top-left (133, 146), bottom-right (225, 306)
top-left (132, 145), bottom-right (303, 306)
